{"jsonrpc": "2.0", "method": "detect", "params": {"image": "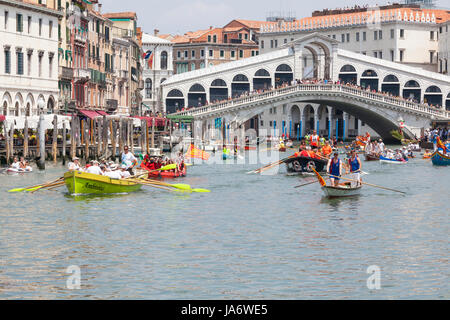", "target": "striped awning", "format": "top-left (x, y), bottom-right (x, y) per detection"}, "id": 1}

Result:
top-left (79, 109), bottom-right (102, 119)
